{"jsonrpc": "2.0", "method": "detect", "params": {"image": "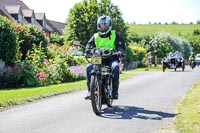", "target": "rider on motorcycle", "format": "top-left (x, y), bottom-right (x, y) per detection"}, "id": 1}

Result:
top-left (189, 52), bottom-right (195, 66)
top-left (85, 15), bottom-right (126, 100)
